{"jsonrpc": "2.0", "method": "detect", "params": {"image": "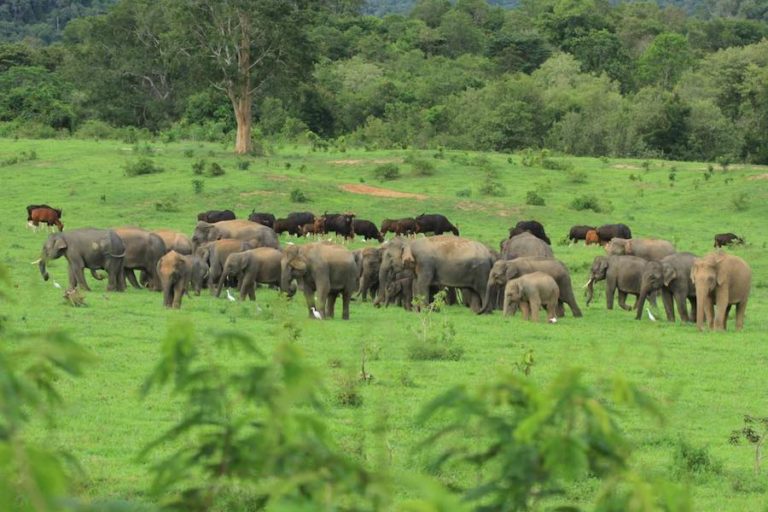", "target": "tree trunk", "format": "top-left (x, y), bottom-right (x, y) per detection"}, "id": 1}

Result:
top-left (232, 10), bottom-right (253, 155)
top-left (233, 95), bottom-right (252, 155)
